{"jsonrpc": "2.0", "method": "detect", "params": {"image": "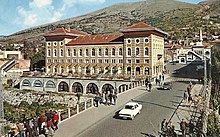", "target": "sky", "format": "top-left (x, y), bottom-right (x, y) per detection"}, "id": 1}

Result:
top-left (0, 0), bottom-right (204, 36)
